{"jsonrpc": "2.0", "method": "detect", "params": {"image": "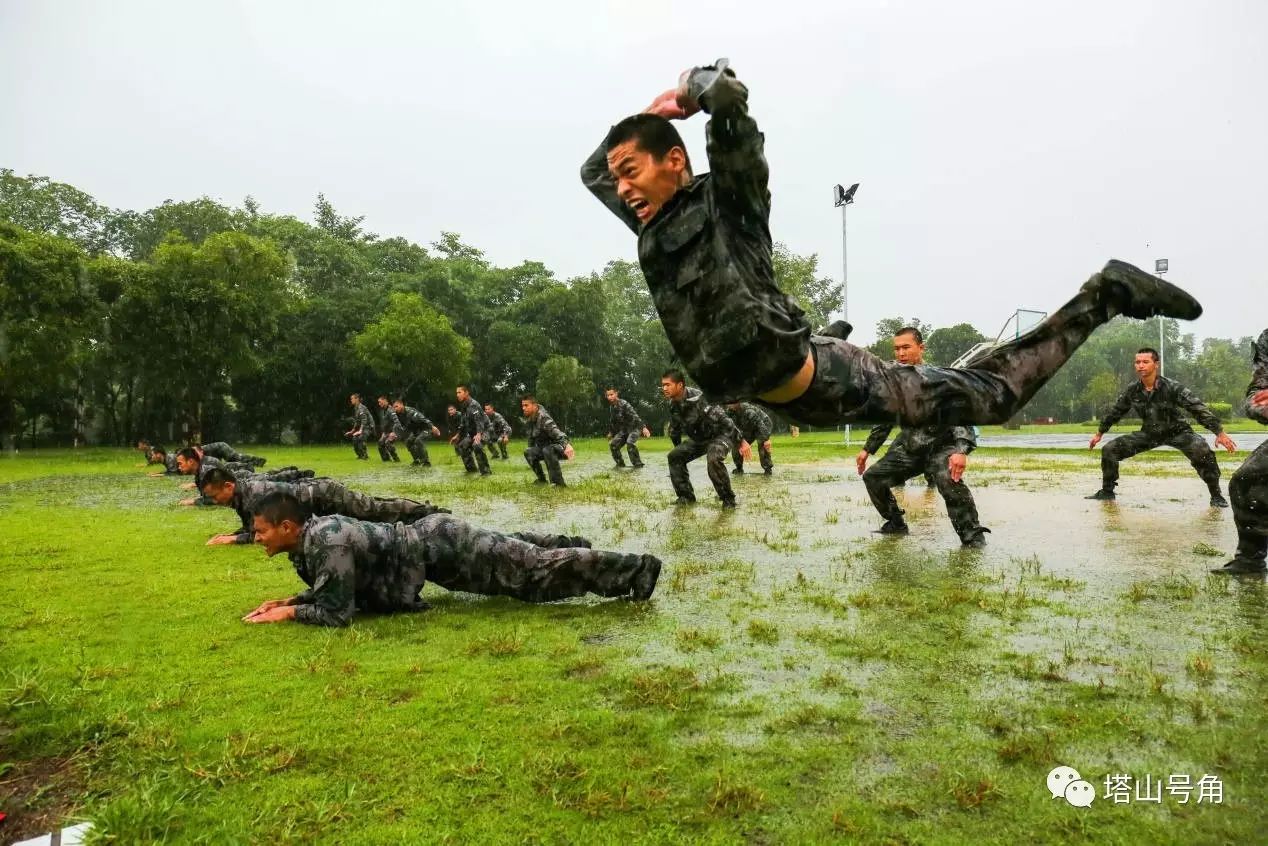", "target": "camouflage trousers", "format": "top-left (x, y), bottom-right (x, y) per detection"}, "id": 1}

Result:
top-left (201, 442), bottom-right (266, 467)
top-left (378, 432), bottom-right (400, 462)
top-left (863, 443), bottom-right (984, 543)
top-left (402, 433), bottom-right (432, 466)
top-left (347, 431), bottom-right (370, 459)
top-left (1229, 441), bottom-right (1268, 566)
top-left (610, 430), bottom-right (644, 467)
top-left (668, 438), bottom-right (735, 502)
top-left (319, 483), bottom-right (446, 524)
top-left (761, 282), bottom-right (1113, 427)
top-left (490, 437), bottom-right (509, 460)
top-left (525, 444), bottom-right (566, 485)
top-left (408, 515), bottom-right (647, 602)
top-left (732, 438), bottom-right (772, 473)
top-left (457, 436), bottom-right (491, 474)
top-left (1101, 429), bottom-right (1221, 495)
